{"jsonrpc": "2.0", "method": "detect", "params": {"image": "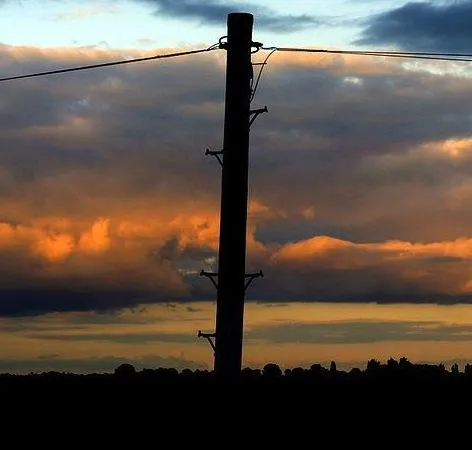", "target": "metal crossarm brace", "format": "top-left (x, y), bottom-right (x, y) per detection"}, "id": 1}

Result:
top-left (200, 270), bottom-right (219, 290)
top-left (249, 106), bottom-right (268, 128)
top-left (244, 270), bottom-right (264, 292)
top-left (198, 330), bottom-right (216, 353)
top-left (205, 148), bottom-right (224, 167)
